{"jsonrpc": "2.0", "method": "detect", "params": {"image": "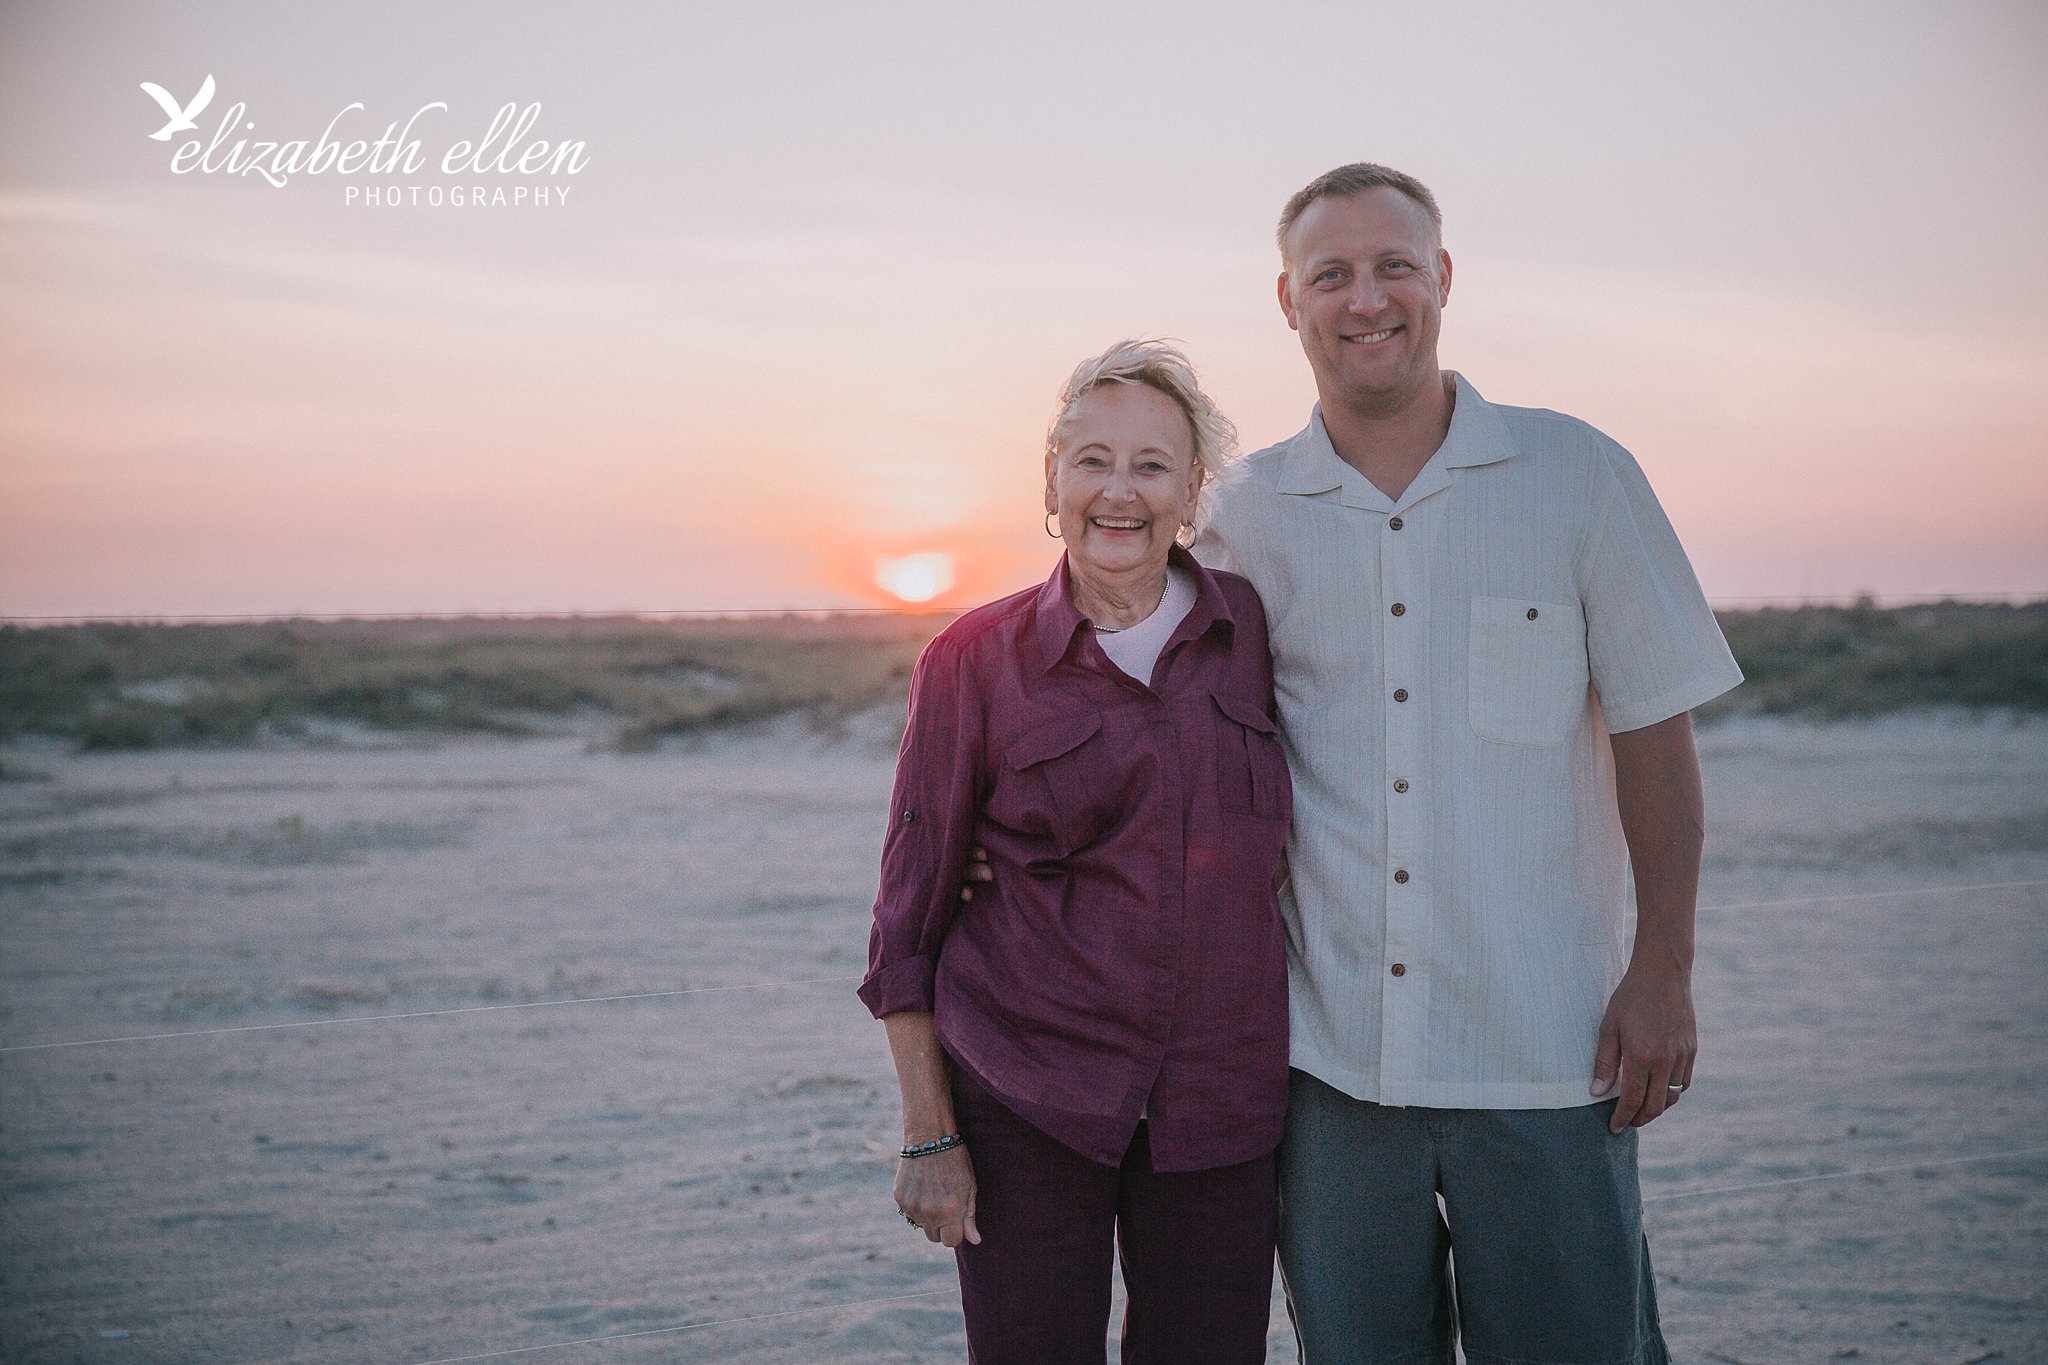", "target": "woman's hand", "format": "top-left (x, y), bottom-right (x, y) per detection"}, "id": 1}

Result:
top-left (894, 1146), bottom-right (981, 1248)
top-left (880, 1011), bottom-right (981, 1247)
